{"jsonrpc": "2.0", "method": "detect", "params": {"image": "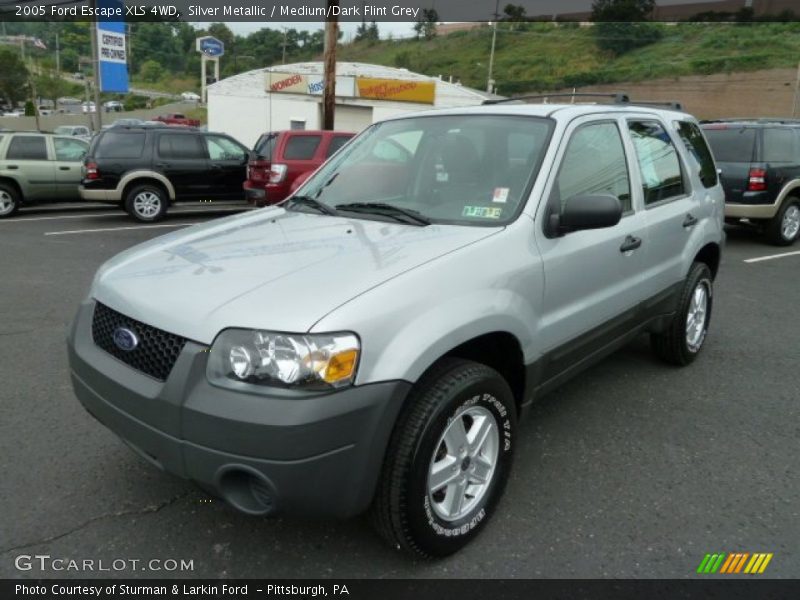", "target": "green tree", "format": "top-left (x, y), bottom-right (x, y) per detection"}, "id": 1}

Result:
top-left (0, 47), bottom-right (30, 105)
top-left (591, 0), bottom-right (662, 55)
top-left (414, 8), bottom-right (439, 39)
top-left (139, 59), bottom-right (164, 82)
top-left (503, 4), bottom-right (526, 21)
